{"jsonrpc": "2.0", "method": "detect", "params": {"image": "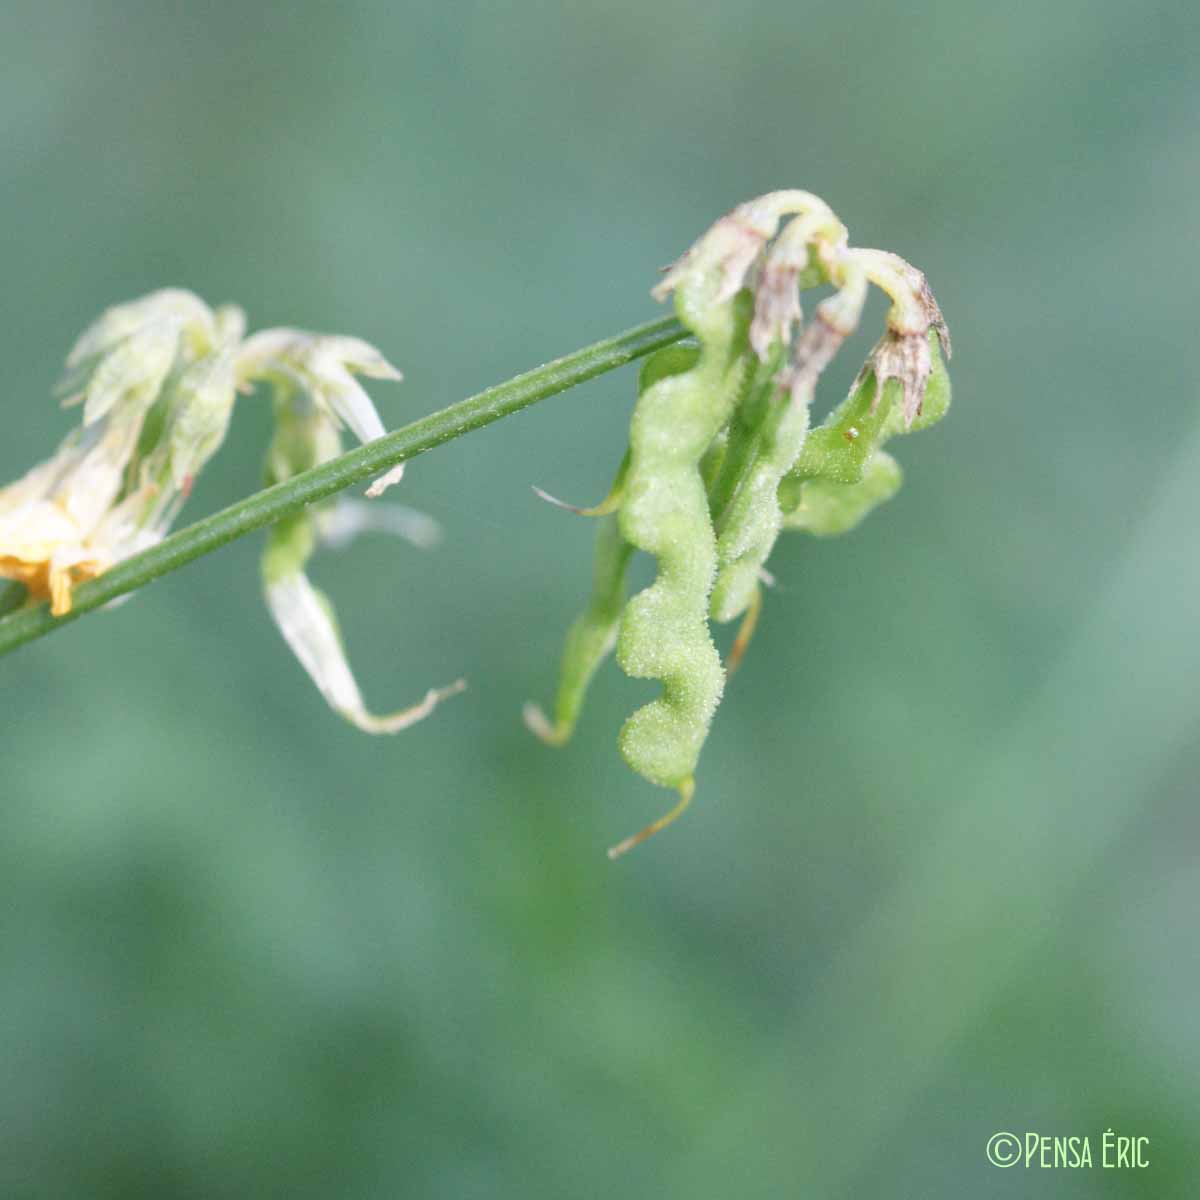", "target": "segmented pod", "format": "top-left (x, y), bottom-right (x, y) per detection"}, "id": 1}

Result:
top-left (708, 380), bottom-right (809, 623)
top-left (614, 282), bottom-right (753, 793)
